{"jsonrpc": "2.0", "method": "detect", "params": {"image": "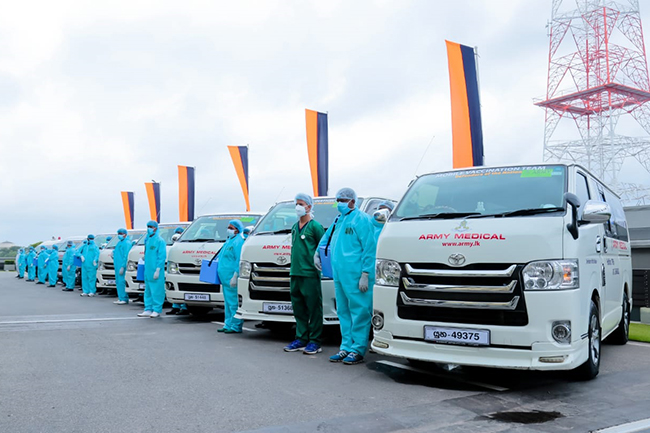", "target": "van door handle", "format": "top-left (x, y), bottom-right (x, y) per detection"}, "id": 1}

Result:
top-left (596, 236), bottom-right (602, 253)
